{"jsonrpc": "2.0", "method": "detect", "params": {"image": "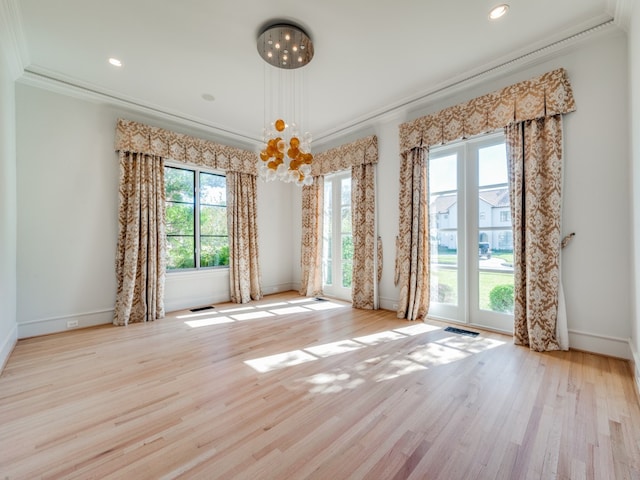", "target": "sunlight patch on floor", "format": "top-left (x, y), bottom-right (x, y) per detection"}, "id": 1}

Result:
top-left (245, 350), bottom-right (317, 373)
top-left (269, 306), bottom-right (313, 315)
top-left (244, 323), bottom-right (445, 374)
top-left (283, 329), bottom-right (508, 393)
top-left (231, 311), bottom-right (276, 321)
top-left (182, 297), bottom-right (347, 328)
top-left (305, 340), bottom-right (364, 358)
top-left (184, 316), bottom-right (234, 328)
top-left (305, 302), bottom-right (346, 311)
